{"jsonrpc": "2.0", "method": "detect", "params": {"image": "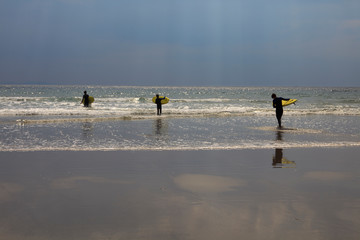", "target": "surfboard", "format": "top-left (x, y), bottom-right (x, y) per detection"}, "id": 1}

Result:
top-left (281, 157), bottom-right (296, 165)
top-left (152, 96), bottom-right (169, 105)
top-left (81, 96), bottom-right (94, 104)
top-left (282, 99), bottom-right (297, 106)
